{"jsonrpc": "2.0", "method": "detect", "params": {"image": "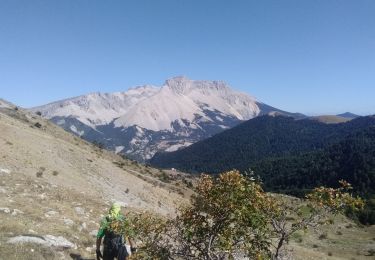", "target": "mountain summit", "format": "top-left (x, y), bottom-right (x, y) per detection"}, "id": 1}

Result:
top-left (31, 77), bottom-right (300, 161)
